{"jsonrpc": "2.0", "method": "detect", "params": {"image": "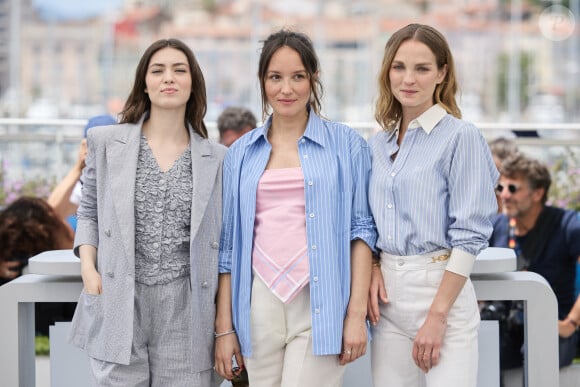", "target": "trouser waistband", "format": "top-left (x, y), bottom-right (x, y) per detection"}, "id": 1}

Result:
top-left (380, 249), bottom-right (451, 270)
